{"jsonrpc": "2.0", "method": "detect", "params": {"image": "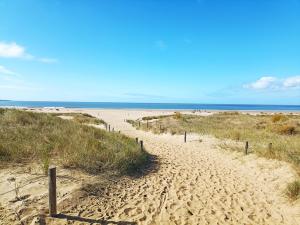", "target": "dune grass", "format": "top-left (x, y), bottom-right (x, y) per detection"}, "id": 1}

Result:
top-left (0, 109), bottom-right (148, 175)
top-left (129, 111), bottom-right (300, 199)
top-left (56, 112), bottom-right (106, 125)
